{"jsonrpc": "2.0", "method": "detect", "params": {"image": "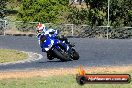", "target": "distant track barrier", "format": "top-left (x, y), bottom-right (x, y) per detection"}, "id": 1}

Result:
top-left (0, 20), bottom-right (132, 39)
